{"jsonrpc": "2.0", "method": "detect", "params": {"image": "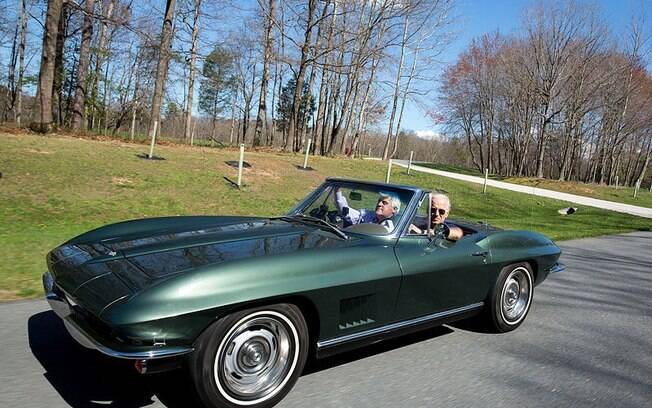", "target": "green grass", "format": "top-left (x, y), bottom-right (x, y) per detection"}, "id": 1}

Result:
top-left (1, 132), bottom-right (650, 300)
top-left (415, 162), bottom-right (652, 209)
